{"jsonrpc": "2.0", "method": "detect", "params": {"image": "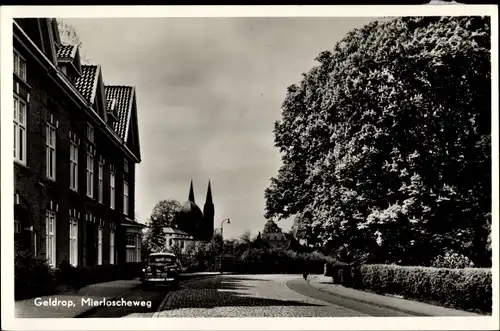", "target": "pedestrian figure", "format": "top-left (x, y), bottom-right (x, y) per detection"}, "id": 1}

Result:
top-left (303, 270), bottom-right (309, 281)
